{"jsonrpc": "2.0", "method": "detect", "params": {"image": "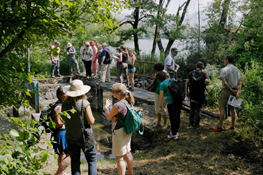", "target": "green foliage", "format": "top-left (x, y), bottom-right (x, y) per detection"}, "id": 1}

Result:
top-left (0, 114), bottom-right (53, 175)
top-left (203, 64), bottom-right (221, 107)
top-left (135, 54), bottom-right (163, 76)
top-left (0, 0), bottom-right (125, 108)
top-left (238, 62), bottom-right (263, 140)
